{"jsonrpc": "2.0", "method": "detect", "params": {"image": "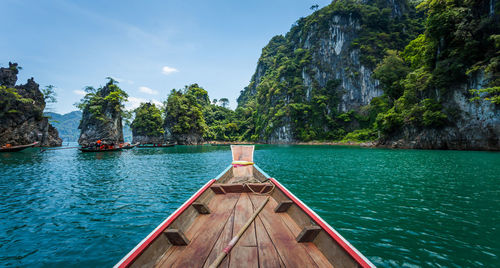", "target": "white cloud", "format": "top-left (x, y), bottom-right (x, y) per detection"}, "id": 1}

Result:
top-left (151, 99), bottom-right (163, 108)
top-left (73, 90), bottom-right (86, 96)
top-left (126, 97), bottom-right (145, 110)
top-left (126, 97), bottom-right (163, 110)
top-left (139, 86), bottom-right (158, 95)
top-left (162, 66), bottom-right (178, 75)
